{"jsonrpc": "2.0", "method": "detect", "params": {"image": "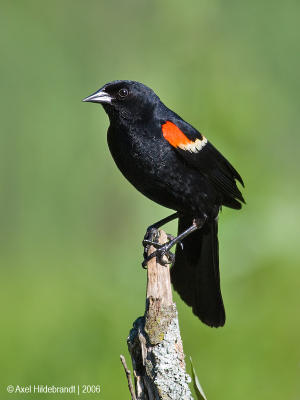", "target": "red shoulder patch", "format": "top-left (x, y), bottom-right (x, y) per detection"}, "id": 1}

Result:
top-left (162, 121), bottom-right (208, 153)
top-left (162, 121), bottom-right (191, 148)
